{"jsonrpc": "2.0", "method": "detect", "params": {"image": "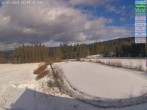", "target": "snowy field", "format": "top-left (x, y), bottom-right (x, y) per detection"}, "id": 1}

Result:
top-left (97, 58), bottom-right (147, 71)
top-left (1, 63), bottom-right (147, 110)
top-left (57, 62), bottom-right (147, 99)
